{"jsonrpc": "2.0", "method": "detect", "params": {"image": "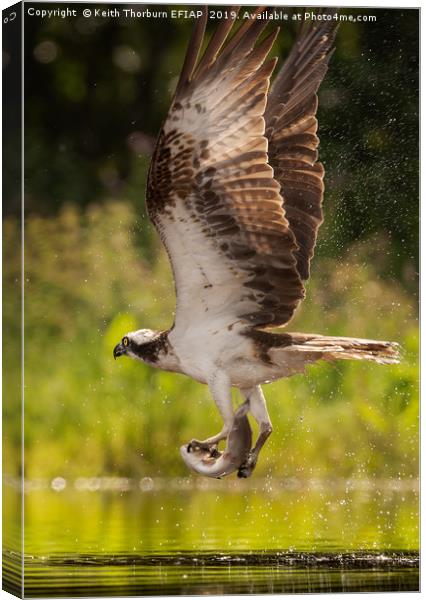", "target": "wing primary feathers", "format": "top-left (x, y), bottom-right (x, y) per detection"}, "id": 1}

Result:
top-left (194, 6), bottom-right (241, 78)
top-left (217, 6), bottom-right (269, 61)
top-left (175, 7), bottom-right (208, 98)
top-left (263, 10), bottom-right (339, 283)
top-left (249, 28), bottom-right (280, 66)
top-left (268, 14), bottom-right (338, 114)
